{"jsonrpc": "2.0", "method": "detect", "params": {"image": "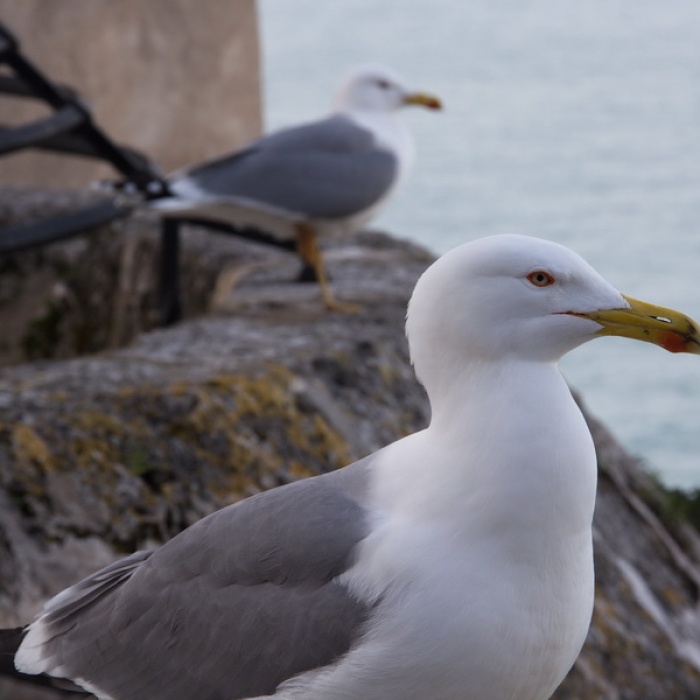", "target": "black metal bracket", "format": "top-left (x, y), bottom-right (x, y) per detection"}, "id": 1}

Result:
top-left (0, 19), bottom-right (170, 255)
top-left (0, 22), bottom-right (168, 193)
